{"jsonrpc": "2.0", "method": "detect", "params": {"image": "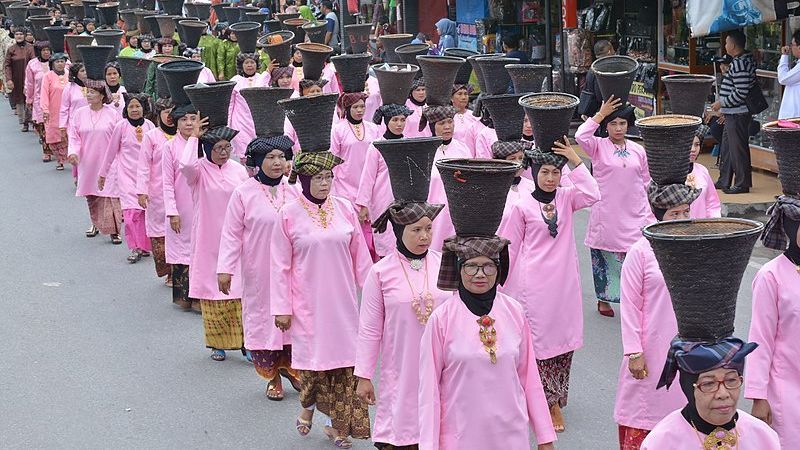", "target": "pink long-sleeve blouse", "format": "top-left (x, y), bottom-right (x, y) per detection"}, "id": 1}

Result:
top-left (100, 119), bottom-right (156, 210)
top-left (641, 409), bottom-right (780, 449)
top-left (68, 105), bottom-right (121, 198)
top-left (24, 57), bottom-right (48, 122)
top-left (355, 143), bottom-right (395, 257)
top-left (428, 139), bottom-right (473, 253)
top-left (228, 74), bottom-right (266, 157)
top-left (58, 82), bottom-right (87, 130)
top-left (687, 162), bottom-right (722, 219)
top-left (39, 70), bottom-right (68, 144)
top-left (161, 133), bottom-right (194, 264)
top-left (472, 126), bottom-right (497, 159)
top-left (330, 119), bottom-right (381, 207)
top-left (452, 110), bottom-right (484, 156)
top-left (405, 99), bottom-right (433, 139)
top-left (136, 128), bottom-right (172, 238)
